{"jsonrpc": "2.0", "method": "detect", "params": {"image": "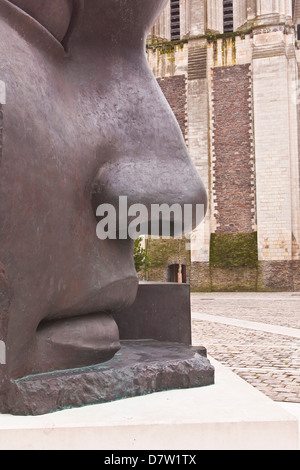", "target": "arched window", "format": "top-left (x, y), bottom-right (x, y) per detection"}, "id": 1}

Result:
top-left (170, 0), bottom-right (180, 40)
top-left (223, 0), bottom-right (234, 33)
